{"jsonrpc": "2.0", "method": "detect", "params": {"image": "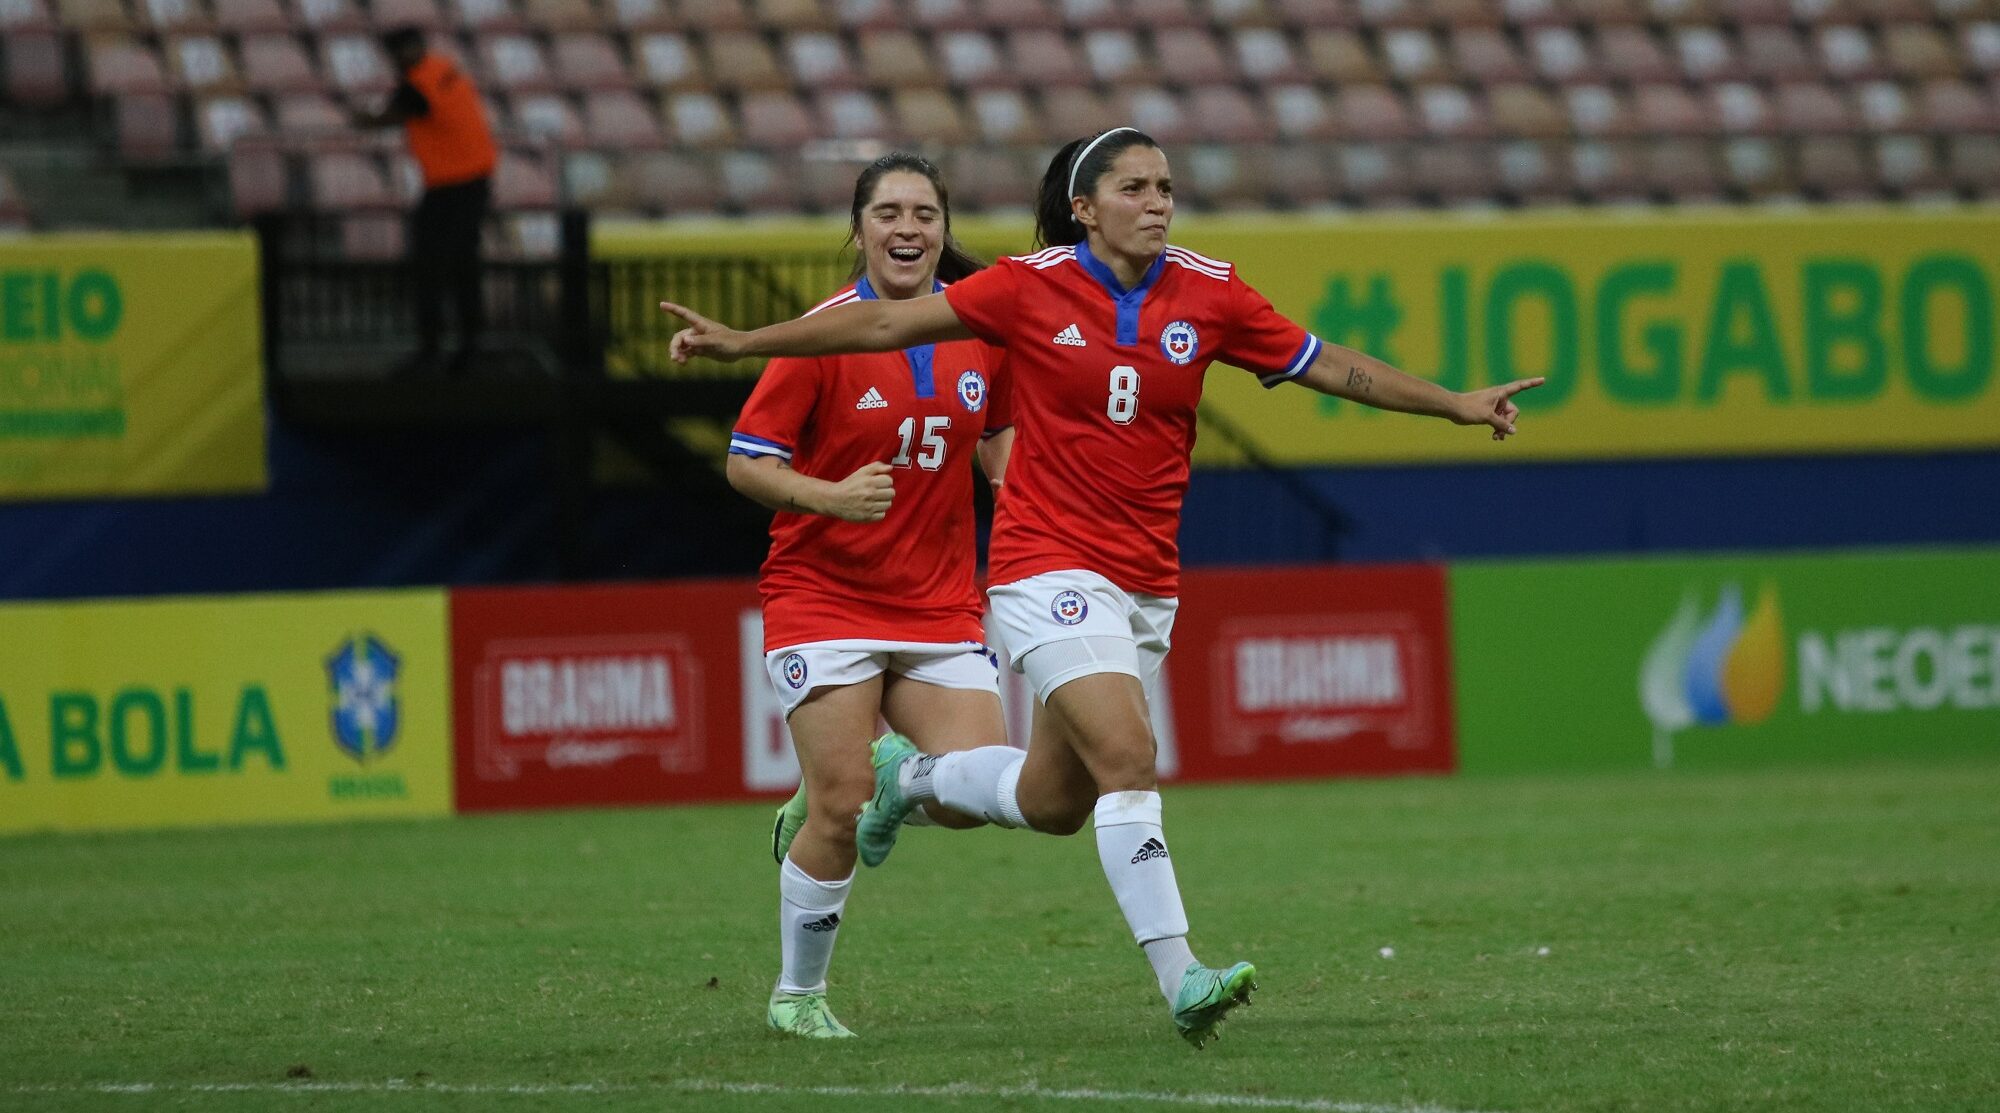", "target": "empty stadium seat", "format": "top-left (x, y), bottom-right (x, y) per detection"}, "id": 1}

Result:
top-left (341, 214), bottom-right (405, 260)
top-left (1719, 136), bottom-right (1795, 198)
top-left (142, 0), bottom-right (209, 33)
top-left (628, 150), bottom-right (722, 214)
top-left (739, 89), bottom-right (816, 145)
top-left (633, 33), bottom-right (705, 90)
top-left (1007, 28), bottom-right (1090, 86)
top-left (371, 0), bottom-right (446, 30)
top-left (274, 92), bottom-right (348, 131)
top-left (1710, 81), bottom-right (1775, 133)
top-left (1336, 142), bottom-right (1415, 206)
top-left (243, 36), bottom-right (324, 93)
top-left (1234, 27), bottom-right (1303, 82)
top-left (1674, 26), bottom-right (1742, 81)
top-left (479, 33), bottom-right (556, 92)
top-left (606, 0), bottom-right (676, 31)
top-left (1945, 133), bottom-right (2000, 193)
top-left (1874, 133), bottom-right (1945, 192)
top-left (1381, 28), bottom-right (1448, 83)
top-left (1265, 144), bottom-right (1338, 207)
top-left (1303, 29), bottom-right (1384, 83)
top-left (58, 0), bottom-right (136, 33)
top-left (510, 92), bottom-right (585, 142)
top-left (1417, 85), bottom-right (1491, 138)
top-left (1275, 0), bottom-right (1356, 27)
top-left (1413, 143), bottom-right (1496, 204)
top-left (294, 0), bottom-right (365, 32)
top-left (322, 35), bottom-right (395, 94)
top-left (1644, 137), bottom-right (1725, 199)
top-left (663, 90), bottom-right (736, 145)
top-left (784, 31), bottom-right (860, 89)
top-left (938, 30), bottom-right (1007, 86)
top-left (88, 38), bottom-right (172, 96)
top-left (552, 33), bottom-right (633, 91)
top-left (1332, 85), bottom-right (1418, 140)
top-left (493, 149), bottom-right (559, 207)
top-left (310, 150), bottom-right (397, 209)
top-left (1565, 84), bottom-right (1636, 135)
top-left (522, 0), bottom-right (601, 32)
top-left (212, 0), bottom-right (288, 32)
top-left (1188, 85), bottom-right (1272, 140)
top-left (453, 0), bottom-right (526, 32)
top-left (835, 0), bottom-right (905, 32)
top-left (1185, 144), bottom-right (1268, 208)
top-left (1496, 138), bottom-right (1571, 202)
top-left (1267, 83), bottom-right (1336, 138)
top-left (1568, 139), bottom-right (1645, 201)
top-left (0, 0), bottom-right (55, 32)
top-left (1490, 82), bottom-right (1570, 137)
top-left (1451, 26), bottom-right (1531, 84)
top-left (1155, 28), bottom-right (1237, 84)
top-left (1601, 26), bottom-right (1677, 81)
top-left (947, 145), bottom-right (1034, 209)
top-left (1082, 30), bottom-right (1145, 84)
top-left (583, 88), bottom-right (666, 146)
top-left (1635, 83), bottom-right (1715, 135)
top-left (1043, 85), bottom-right (1115, 135)
top-left (758, 0), bottom-right (834, 31)
top-left (705, 31), bottom-right (787, 90)
top-left (817, 89), bottom-right (891, 138)
top-left (720, 150), bottom-right (792, 212)
top-left (969, 88), bottom-right (1040, 142)
top-left (116, 92), bottom-right (182, 163)
top-left (1796, 135), bottom-right (1875, 197)
top-left (3, 32), bottom-right (69, 106)
top-left (195, 94), bottom-right (268, 151)
top-left (892, 87), bottom-right (971, 141)
top-left (1774, 81), bottom-right (1855, 133)
top-left (863, 31), bottom-right (944, 87)
top-left (678, 0), bottom-right (753, 31)
top-left (228, 143), bottom-right (290, 215)
top-left (1531, 26), bottom-right (1602, 83)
